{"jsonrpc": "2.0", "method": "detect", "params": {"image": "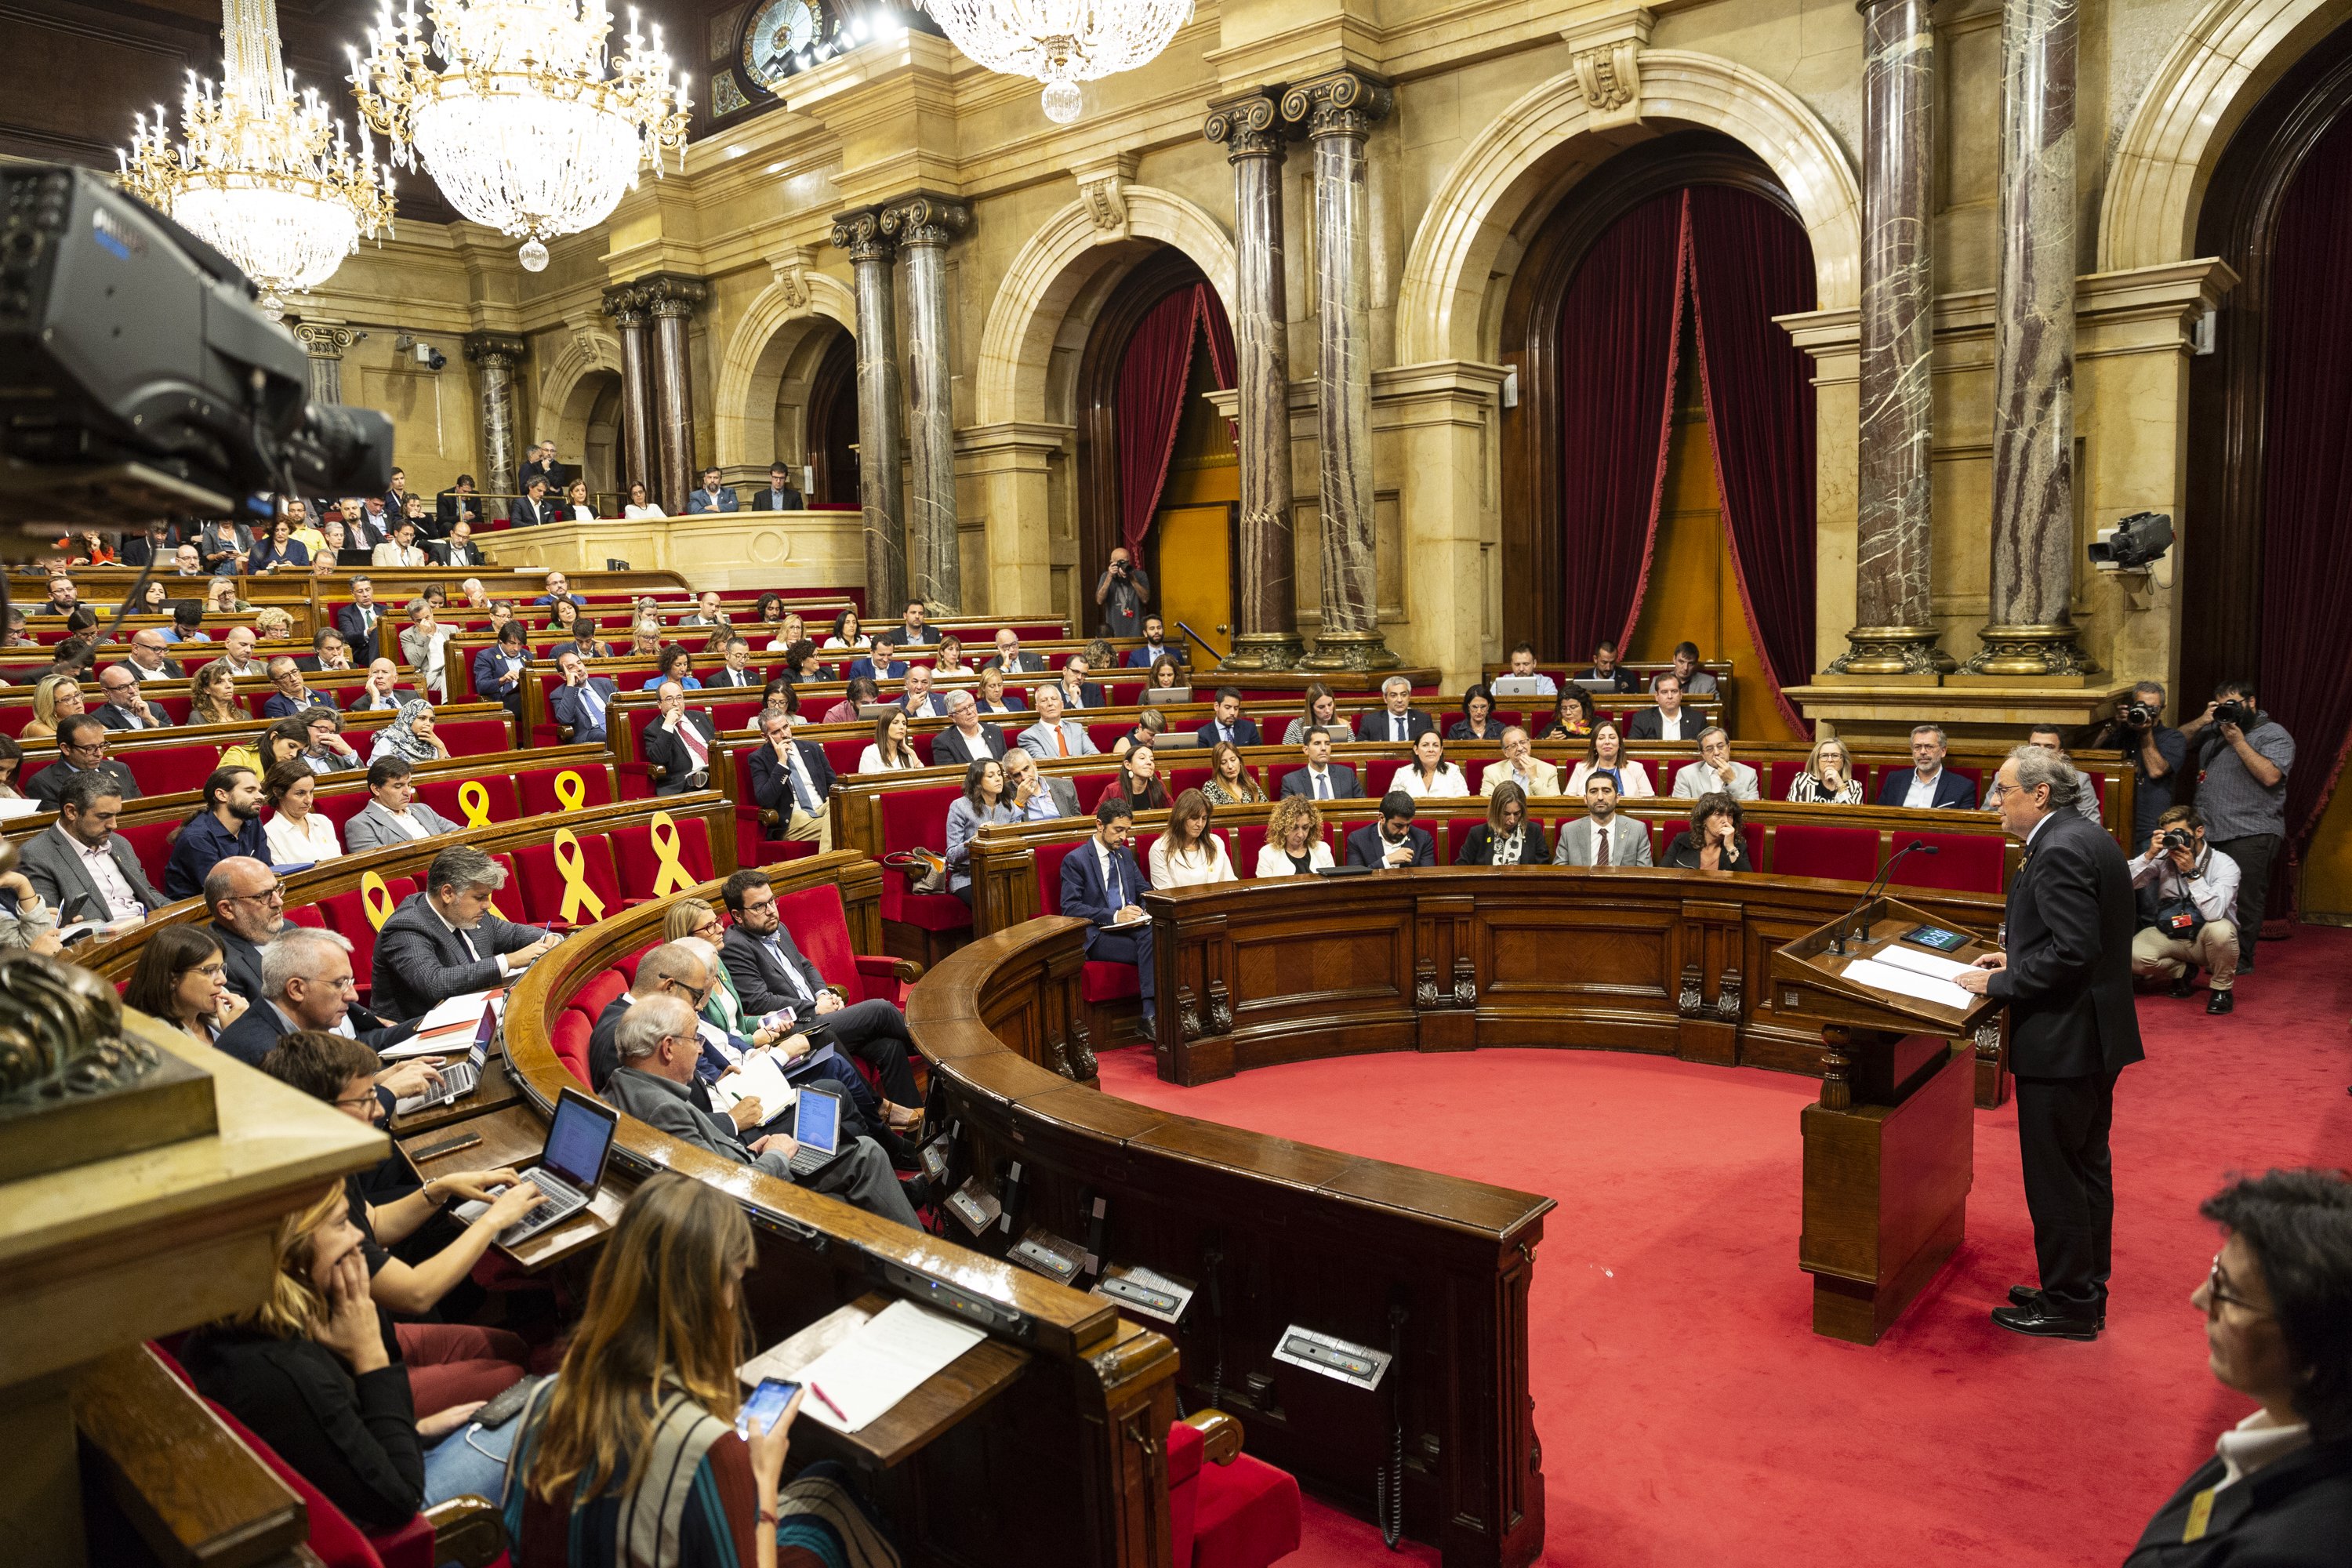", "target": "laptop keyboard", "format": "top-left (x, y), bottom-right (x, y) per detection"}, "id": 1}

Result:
top-left (500, 1169), bottom-right (583, 1243)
